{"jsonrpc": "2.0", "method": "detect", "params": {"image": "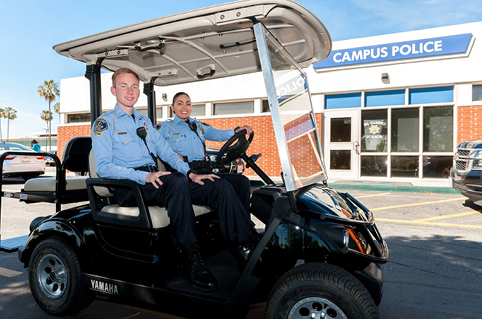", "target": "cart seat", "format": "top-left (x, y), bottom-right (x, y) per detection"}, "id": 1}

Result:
top-left (23, 176), bottom-right (88, 192)
top-left (88, 150), bottom-right (211, 229)
top-left (20, 137), bottom-right (91, 206)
